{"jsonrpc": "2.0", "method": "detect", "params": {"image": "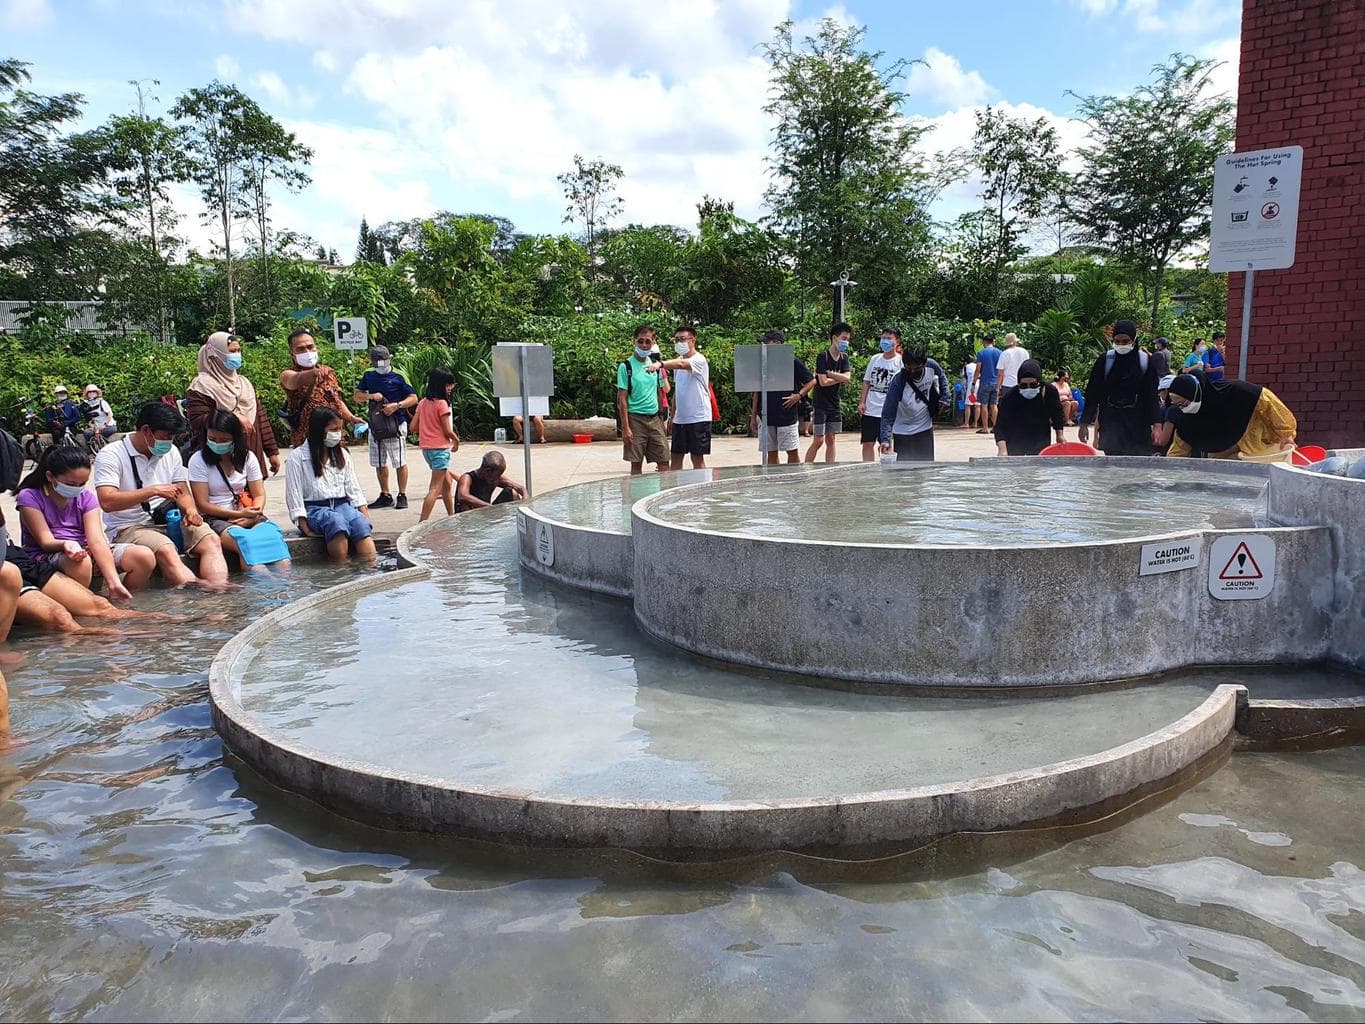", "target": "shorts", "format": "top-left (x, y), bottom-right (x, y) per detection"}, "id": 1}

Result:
top-left (206, 517), bottom-right (235, 535)
top-left (624, 412), bottom-right (669, 464)
top-left (368, 424), bottom-right (408, 468)
top-left (305, 500), bottom-right (373, 543)
top-left (813, 408), bottom-right (842, 435)
top-left (758, 423), bottom-right (800, 454)
top-left (891, 428), bottom-right (935, 462)
top-left (6, 543), bottom-right (57, 592)
top-left (422, 448), bottom-right (452, 471)
top-left (112, 520), bottom-right (215, 556)
top-left (860, 415), bottom-right (883, 443)
top-left (798, 397), bottom-right (813, 420)
top-left (670, 420), bottom-right (712, 457)
top-left (977, 385), bottom-right (999, 407)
